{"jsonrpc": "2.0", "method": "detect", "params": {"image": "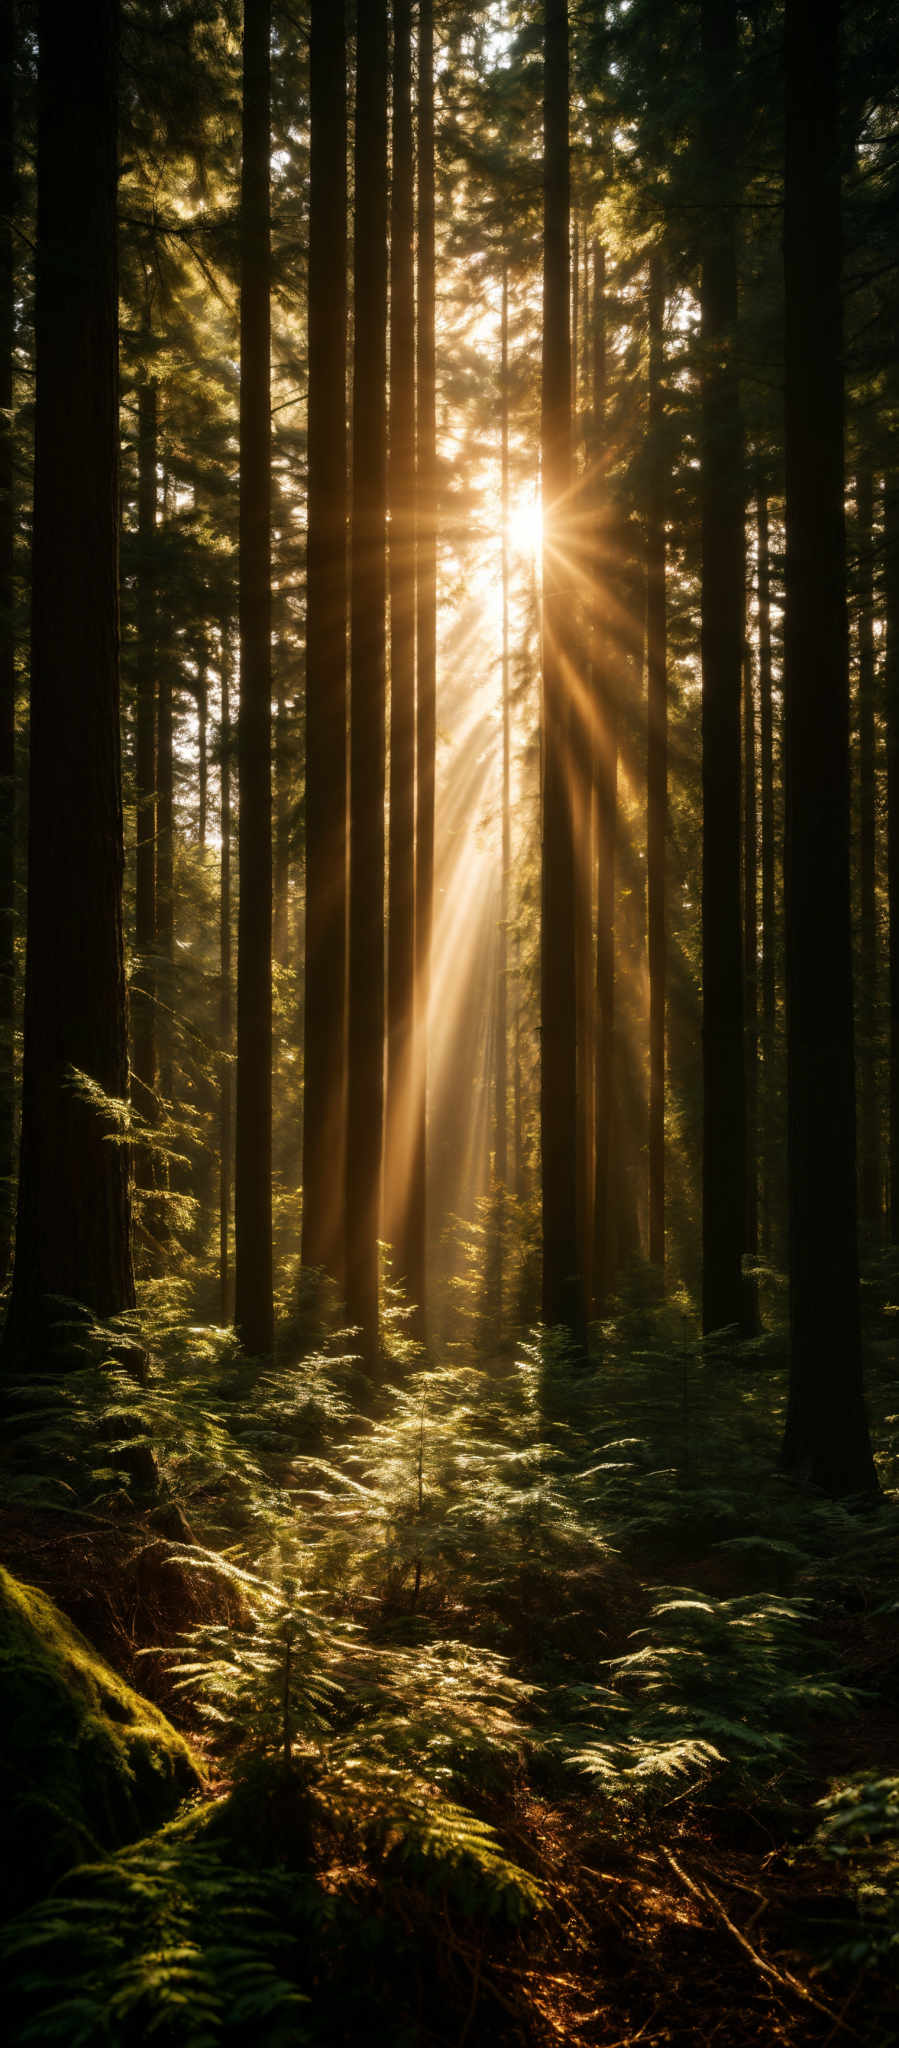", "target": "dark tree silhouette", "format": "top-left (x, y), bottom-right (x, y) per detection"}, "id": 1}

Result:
top-left (781, 0), bottom-right (875, 1494)
top-left (346, 0), bottom-right (388, 1370)
top-left (302, 0), bottom-right (348, 1286)
top-left (700, 0), bottom-right (746, 1335)
top-left (5, 0), bottom-right (135, 1358)
top-left (541, 0), bottom-right (582, 1340)
top-left (409, 0), bottom-right (436, 1335)
top-left (235, 0), bottom-right (273, 1357)
top-left (0, 0), bottom-right (15, 1277)
top-left (646, 246), bottom-right (667, 1277)
top-left (385, 0), bottom-right (417, 1294)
